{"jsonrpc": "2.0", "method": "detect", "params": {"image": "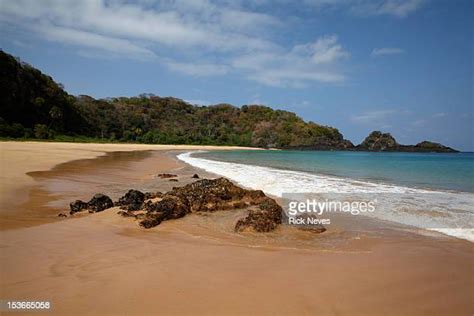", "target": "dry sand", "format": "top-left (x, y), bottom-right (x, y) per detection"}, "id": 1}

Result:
top-left (0, 141), bottom-right (473, 316)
